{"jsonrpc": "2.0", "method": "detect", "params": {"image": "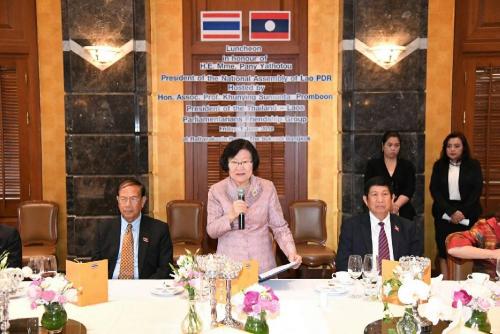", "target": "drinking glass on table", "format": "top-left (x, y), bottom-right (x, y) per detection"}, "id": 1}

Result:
top-left (348, 255), bottom-right (362, 279)
top-left (496, 258), bottom-right (500, 280)
top-left (362, 254), bottom-right (379, 299)
top-left (40, 255), bottom-right (57, 278)
top-left (348, 255), bottom-right (363, 298)
top-left (27, 256), bottom-right (43, 280)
